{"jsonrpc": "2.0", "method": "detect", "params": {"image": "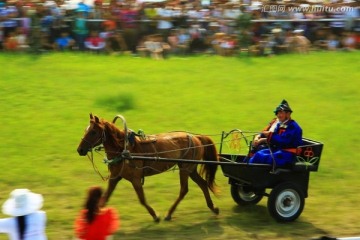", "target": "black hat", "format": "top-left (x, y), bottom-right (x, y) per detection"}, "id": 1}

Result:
top-left (274, 99), bottom-right (293, 114)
